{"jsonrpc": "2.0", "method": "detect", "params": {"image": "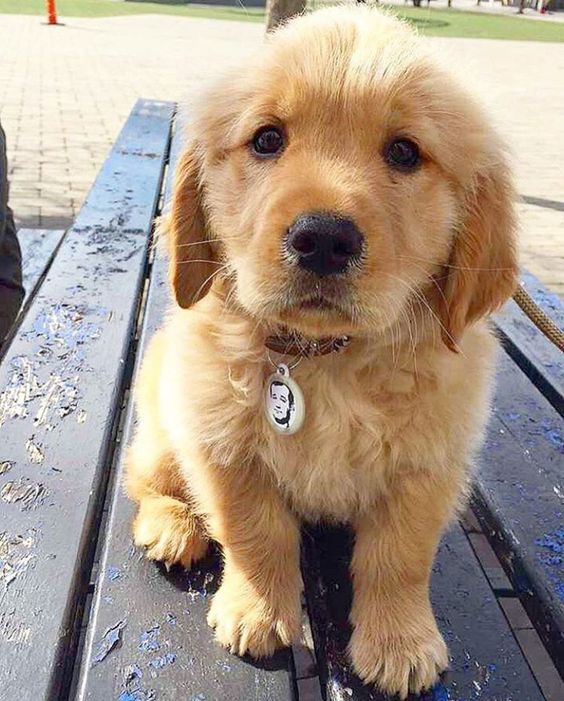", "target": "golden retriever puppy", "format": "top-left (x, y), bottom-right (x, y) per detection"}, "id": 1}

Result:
top-left (125, 6), bottom-right (517, 698)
